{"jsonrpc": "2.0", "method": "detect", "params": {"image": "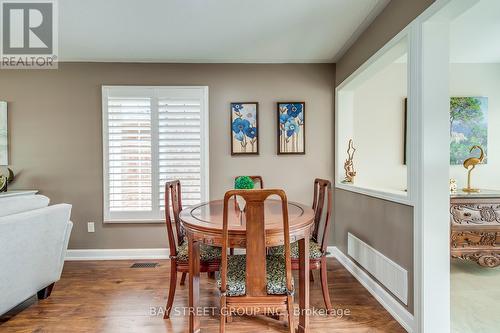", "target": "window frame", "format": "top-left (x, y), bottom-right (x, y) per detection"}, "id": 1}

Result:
top-left (102, 85), bottom-right (210, 223)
